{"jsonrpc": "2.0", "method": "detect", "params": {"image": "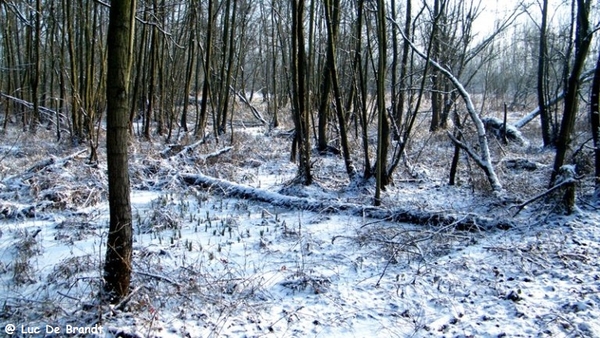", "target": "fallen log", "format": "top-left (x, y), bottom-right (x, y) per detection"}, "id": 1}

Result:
top-left (0, 201), bottom-right (36, 219)
top-left (3, 148), bottom-right (86, 184)
top-left (178, 173), bottom-right (513, 231)
top-left (26, 148), bottom-right (87, 174)
top-left (161, 141), bottom-right (232, 162)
